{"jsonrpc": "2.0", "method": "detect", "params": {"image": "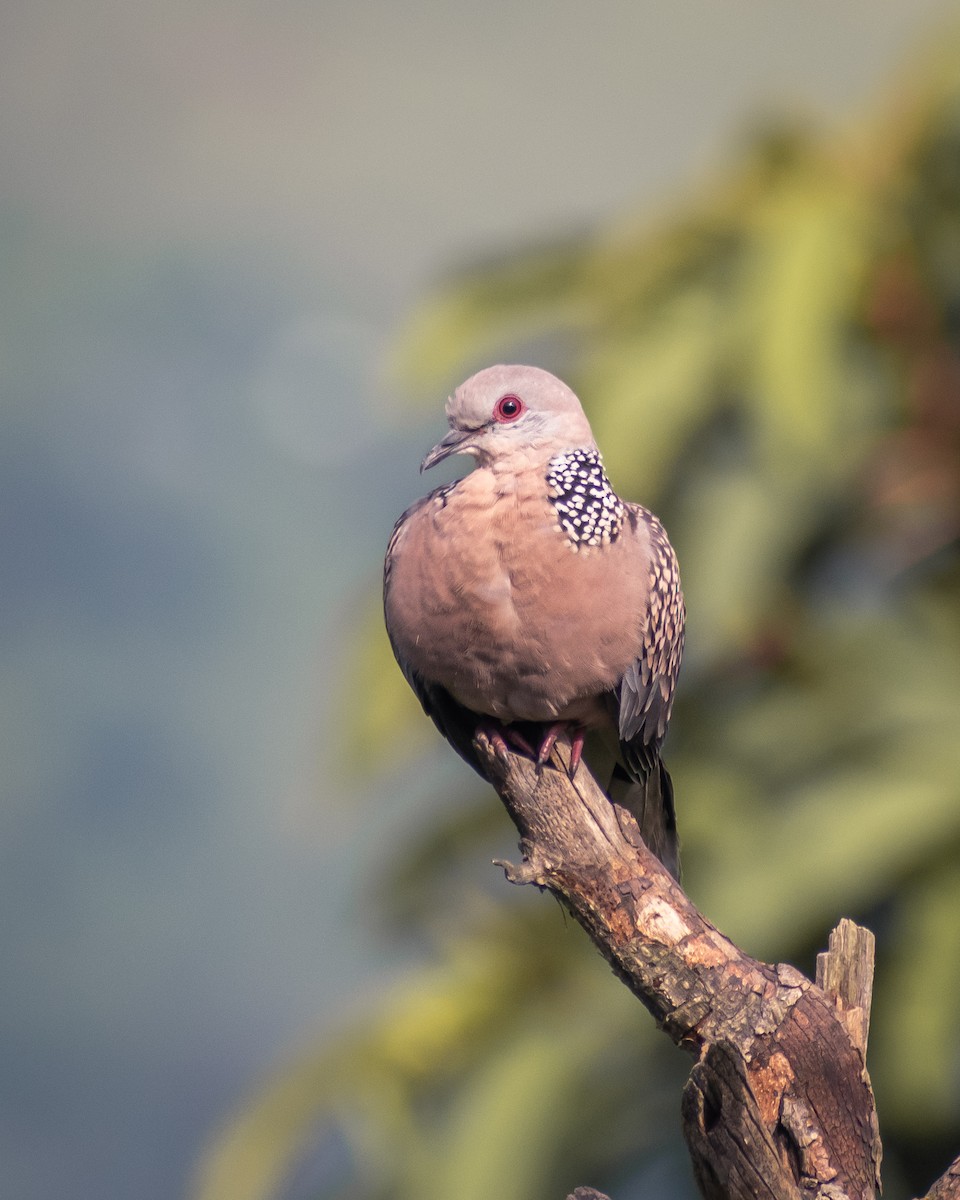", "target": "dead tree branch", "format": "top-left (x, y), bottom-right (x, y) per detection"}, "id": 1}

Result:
top-left (918, 1154), bottom-right (960, 1200)
top-left (477, 732), bottom-right (883, 1200)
